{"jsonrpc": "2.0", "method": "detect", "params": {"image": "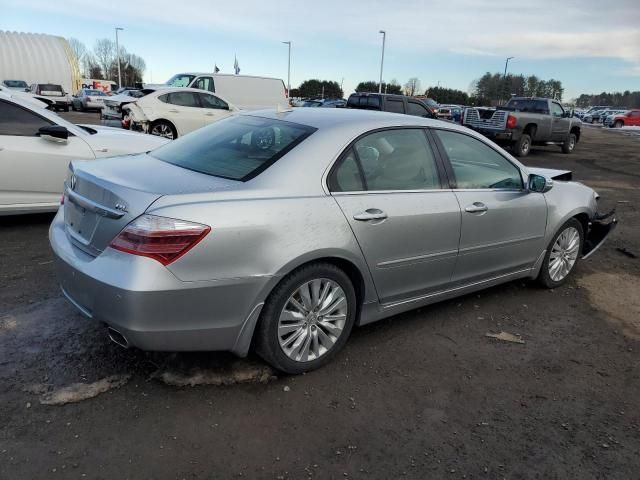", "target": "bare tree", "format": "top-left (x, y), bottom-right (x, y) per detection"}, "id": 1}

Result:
top-left (404, 77), bottom-right (421, 97)
top-left (93, 39), bottom-right (115, 81)
top-left (68, 37), bottom-right (86, 64)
